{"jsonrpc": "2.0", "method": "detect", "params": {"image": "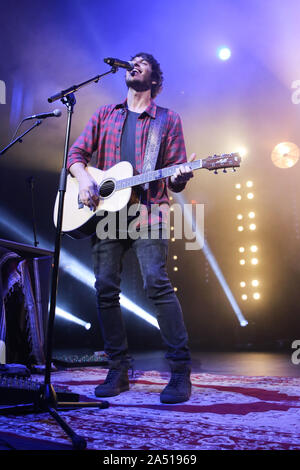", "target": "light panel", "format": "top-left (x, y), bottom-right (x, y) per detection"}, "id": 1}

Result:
top-left (175, 194), bottom-right (248, 327)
